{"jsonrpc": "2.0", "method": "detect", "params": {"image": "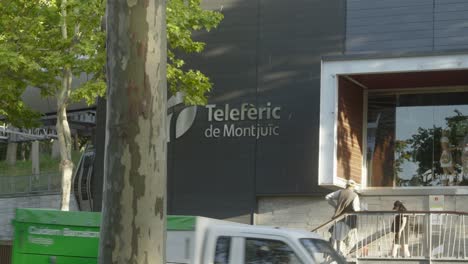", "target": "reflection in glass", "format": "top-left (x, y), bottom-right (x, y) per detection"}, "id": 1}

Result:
top-left (214, 236), bottom-right (231, 264)
top-left (395, 106), bottom-right (434, 186)
top-left (300, 239), bottom-right (346, 264)
top-left (367, 91), bottom-right (468, 187)
top-left (245, 238), bottom-right (302, 264)
top-left (367, 96), bottom-right (396, 187)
